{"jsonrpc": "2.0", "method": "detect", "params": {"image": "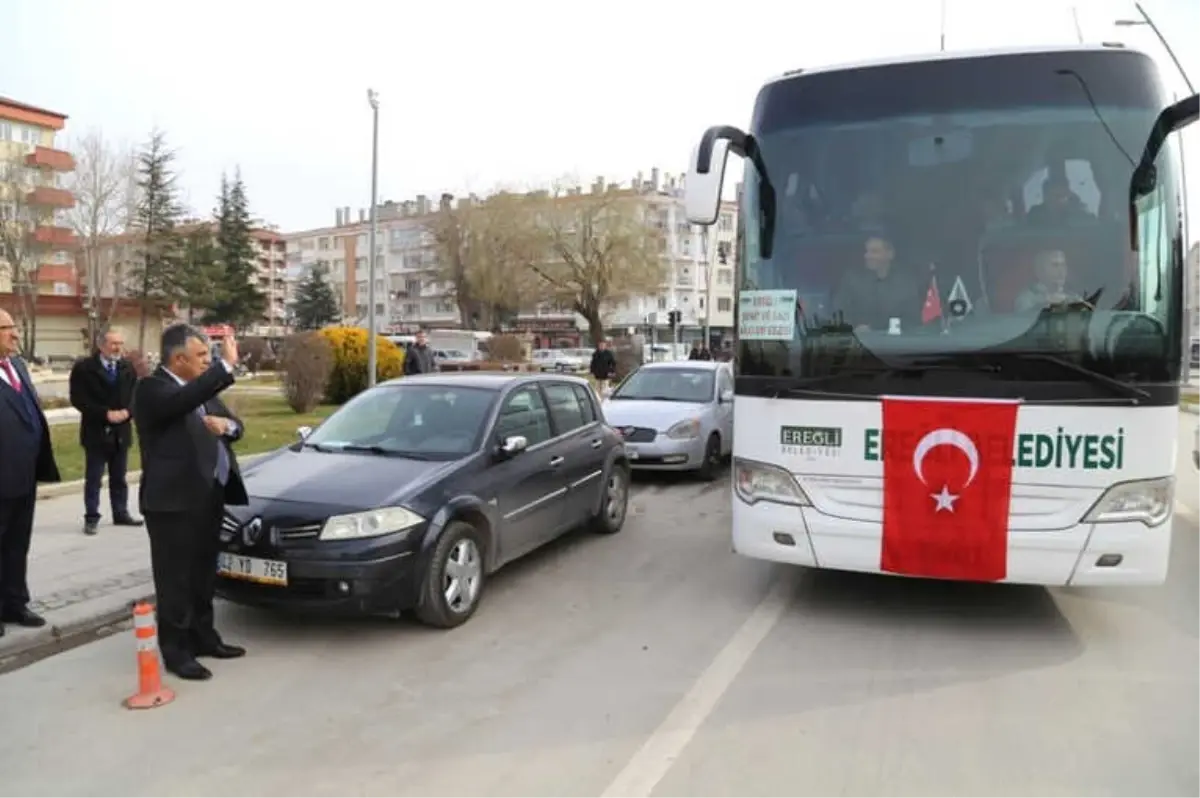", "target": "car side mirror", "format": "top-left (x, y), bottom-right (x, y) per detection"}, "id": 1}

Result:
top-left (296, 425), bottom-right (313, 441)
top-left (720, 389), bottom-right (734, 404)
top-left (497, 434), bottom-right (528, 459)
